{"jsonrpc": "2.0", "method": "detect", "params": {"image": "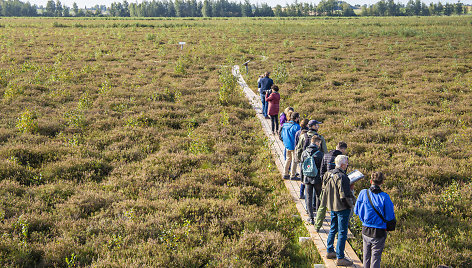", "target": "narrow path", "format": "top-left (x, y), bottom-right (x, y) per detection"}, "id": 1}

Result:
top-left (232, 65), bottom-right (363, 268)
